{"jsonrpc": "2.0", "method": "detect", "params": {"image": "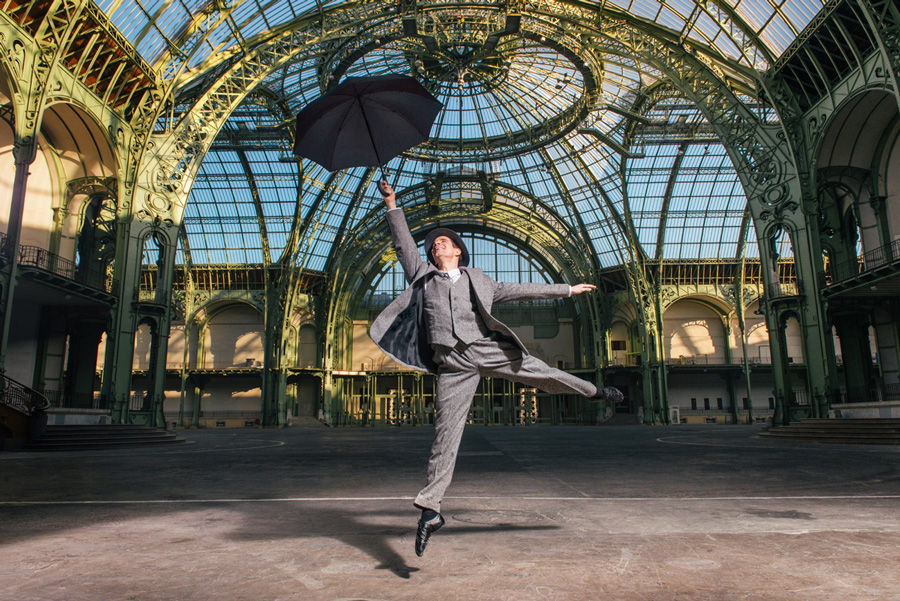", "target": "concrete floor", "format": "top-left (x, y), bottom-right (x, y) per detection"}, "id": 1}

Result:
top-left (2, 424), bottom-right (899, 601)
